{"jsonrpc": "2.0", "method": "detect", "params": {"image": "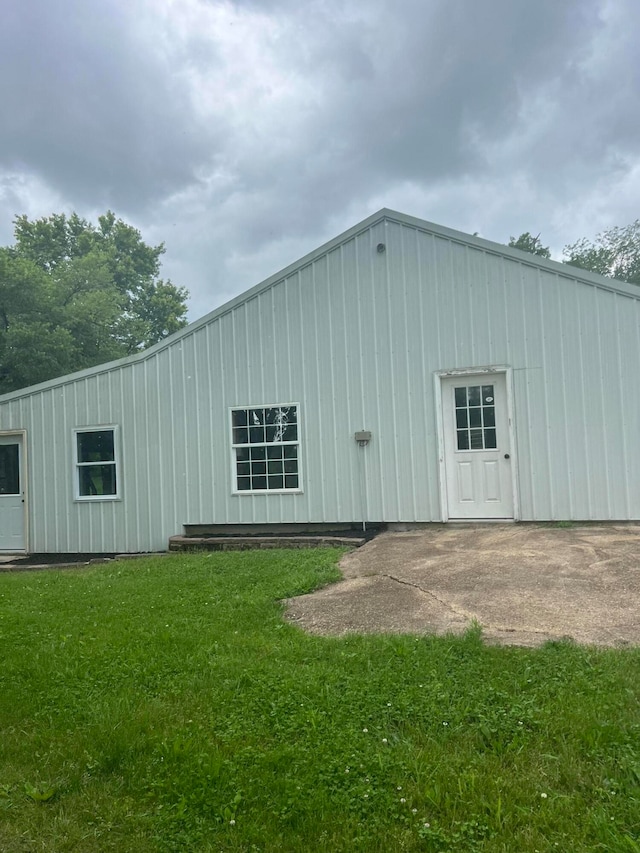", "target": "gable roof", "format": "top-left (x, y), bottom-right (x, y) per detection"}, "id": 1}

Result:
top-left (1, 208), bottom-right (639, 403)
